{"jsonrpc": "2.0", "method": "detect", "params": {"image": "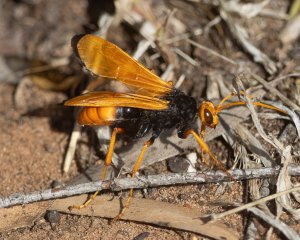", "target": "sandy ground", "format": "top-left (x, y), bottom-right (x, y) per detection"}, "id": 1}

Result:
top-left (0, 0), bottom-right (300, 239)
